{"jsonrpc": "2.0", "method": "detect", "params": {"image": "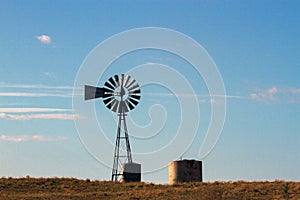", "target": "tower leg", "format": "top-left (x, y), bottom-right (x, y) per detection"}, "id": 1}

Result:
top-left (111, 111), bottom-right (122, 181)
top-left (123, 114), bottom-right (132, 163)
top-left (111, 111), bottom-right (133, 181)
